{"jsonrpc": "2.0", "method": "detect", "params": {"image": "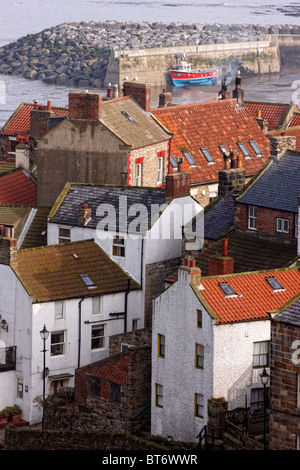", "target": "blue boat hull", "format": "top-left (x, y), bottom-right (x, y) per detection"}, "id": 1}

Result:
top-left (172, 76), bottom-right (216, 86)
